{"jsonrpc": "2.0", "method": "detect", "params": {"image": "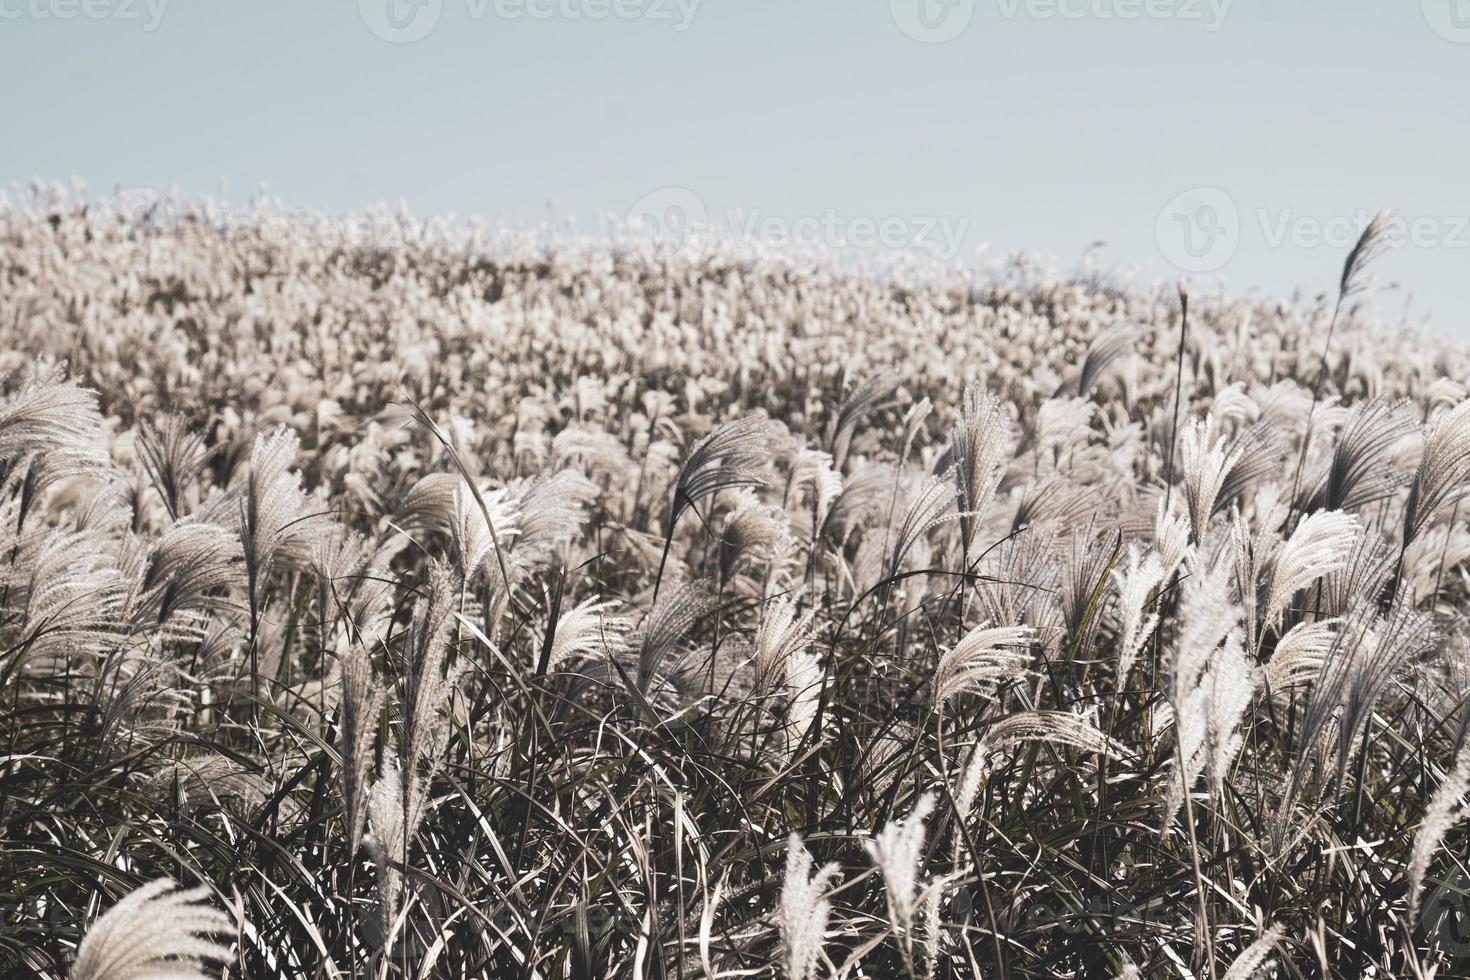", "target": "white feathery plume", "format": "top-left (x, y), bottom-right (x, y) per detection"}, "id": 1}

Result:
top-left (1427, 378), bottom-right (1468, 416)
top-left (825, 373), bottom-right (899, 472)
top-left (240, 426), bottom-right (317, 577)
top-left (784, 641), bottom-right (825, 756)
top-left (1154, 495), bottom-right (1192, 579)
top-left (1262, 619), bottom-right (1341, 701)
top-left (899, 397), bottom-right (933, 464)
top-left (238, 426), bottom-right (325, 690)
top-left (401, 560), bottom-right (457, 779)
top-left (932, 623), bottom-right (1033, 708)
top-left (718, 491), bottom-right (792, 585)
top-left (668, 415), bottom-right (781, 533)
top-left (1179, 415), bottom-right (1230, 540)
top-left (1408, 734), bottom-right (1470, 923)
top-left (1165, 630), bottom-right (1255, 825)
top-left (951, 385), bottom-right (1013, 559)
top-left (634, 580), bottom-right (711, 696)
top-left (139, 520), bottom-right (242, 625)
top-left (0, 367), bottom-right (106, 466)
top-left (142, 753), bottom-right (273, 814)
top-left (865, 793), bottom-right (936, 946)
top-left (1299, 397), bottom-right (1418, 513)
top-left (953, 739), bottom-right (992, 822)
top-left (0, 366), bottom-right (108, 500)
top-left (1162, 555), bottom-right (1253, 823)
top-left (509, 467), bottom-right (596, 567)
top-left (1404, 520), bottom-right (1470, 607)
top-left (1229, 513), bottom-right (1260, 645)
top-left (790, 448), bottom-right (844, 537)
top-left (448, 482), bottom-right (520, 588)
top-left (135, 413), bottom-right (208, 521)
top-left (70, 879), bottom-right (231, 980)
top-left (1338, 209), bottom-right (1396, 300)
top-left (1033, 395), bottom-right (1095, 460)
top-left (409, 404), bottom-right (518, 602)
top-left (365, 750), bottom-right (430, 942)
top-left (753, 592), bottom-right (817, 696)
top-left (1404, 398), bottom-right (1470, 546)
top-left (887, 475), bottom-right (958, 578)
top-left (1203, 638), bottom-right (1255, 795)
top-left (338, 639), bottom-right (384, 855)
top-left (1011, 476), bottom-right (1097, 536)
top-left (1168, 555), bottom-right (1241, 708)
top-left (986, 710), bottom-right (1128, 758)
top-left (921, 874), bottom-right (957, 980)
top-left (546, 598), bottom-right (630, 673)
top-left (1221, 923), bottom-right (1285, 980)
top-left (395, 471), bottom-right (463, 530)
top-left (552, 426), bottom-right (633, 479)
top-left (825, 461), bottom-right (894, 547)
top-left (1261, 510), bottom-right (1360, 632)
top-left (1170, 552), bottom-right (1240, 696)
top-left (1111, 546), bottom-right (1164, 685)
top-left (779, 833), bottom-right (839, 980)
top-left (4, 528), bottom-right (124, 668)
top-left (1075, 323), bottom-right (1139, 398)
top-left (1210, 382), bottom-right (1258, 427)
